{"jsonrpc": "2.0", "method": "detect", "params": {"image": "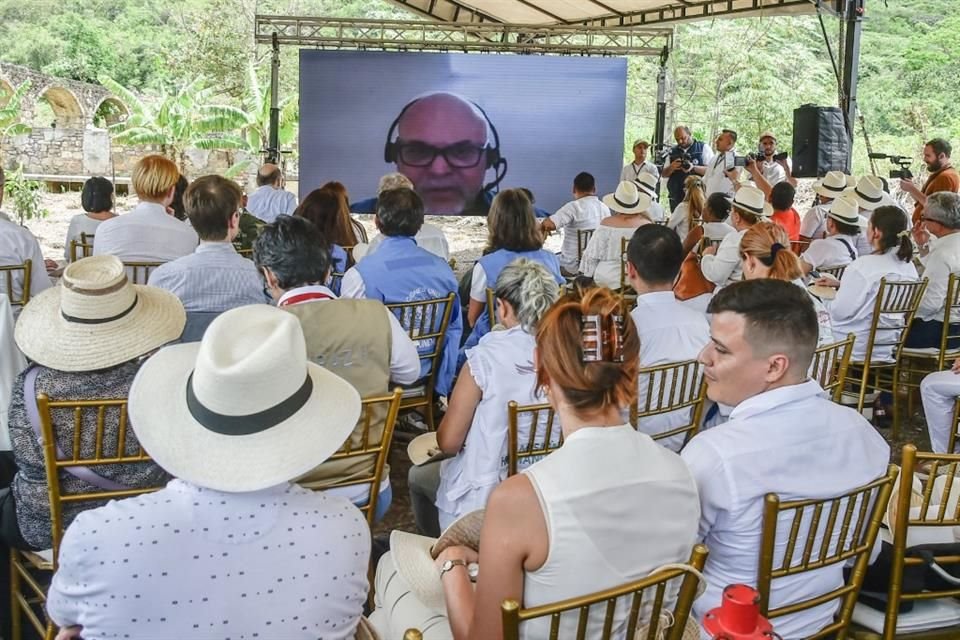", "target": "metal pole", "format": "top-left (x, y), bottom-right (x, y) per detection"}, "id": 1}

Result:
top-left (267, 31), bottom-right (281, 165)
top-left (653, 45), bottom-right (669, 152)
top-left (840, 0), bottom-right (865, 172)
